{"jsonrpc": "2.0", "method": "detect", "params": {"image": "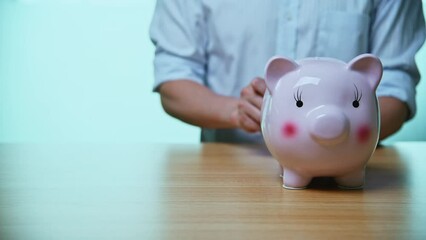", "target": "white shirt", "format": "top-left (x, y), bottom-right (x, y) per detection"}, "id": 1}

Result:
top-left (150, 0), bottom-right (426, 143)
